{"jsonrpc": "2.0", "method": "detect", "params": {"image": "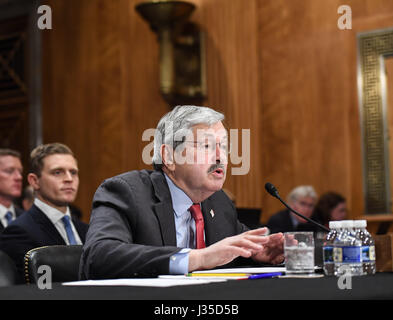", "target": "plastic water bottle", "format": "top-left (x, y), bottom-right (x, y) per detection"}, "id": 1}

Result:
top-left (323, 221), bottom-right (339, 276)
top-left (354, 220), bottom-right (376, 275)
top-left (333, 220), bottom-right (363, 276)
